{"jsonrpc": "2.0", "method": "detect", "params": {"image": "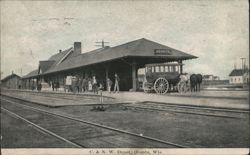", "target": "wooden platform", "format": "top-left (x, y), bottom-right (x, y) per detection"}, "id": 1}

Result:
top-left (1, 89), bottom-right (115, 107)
